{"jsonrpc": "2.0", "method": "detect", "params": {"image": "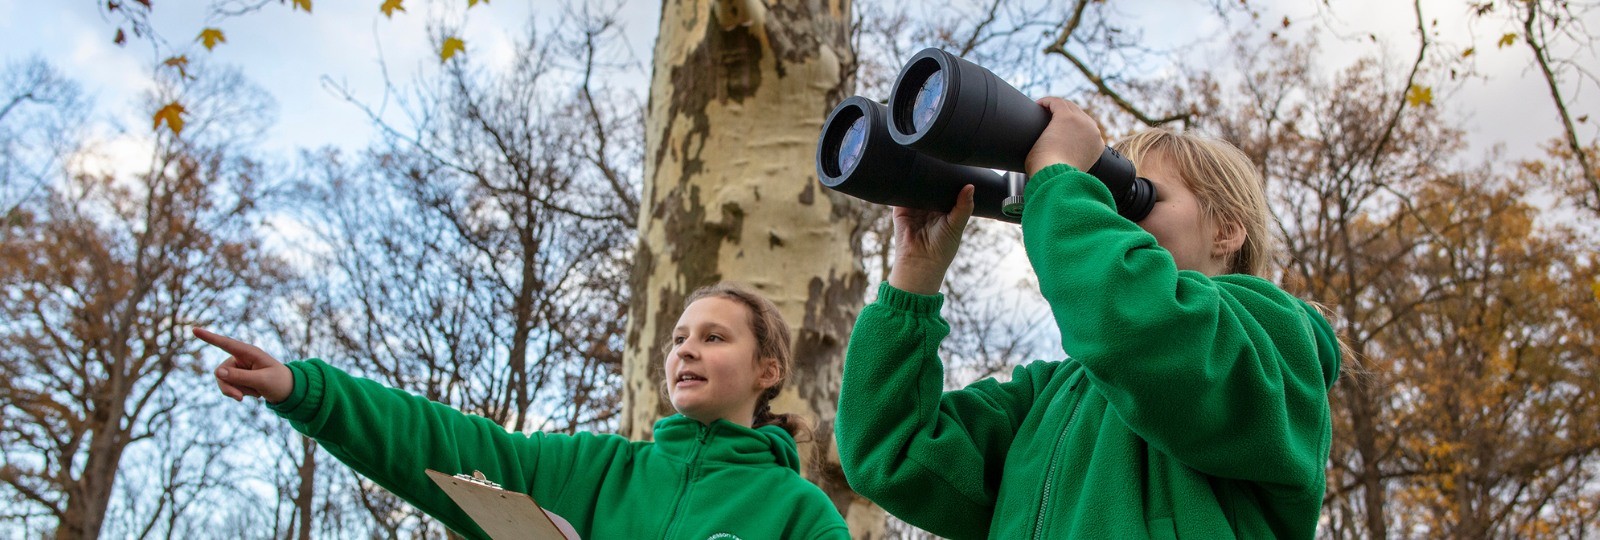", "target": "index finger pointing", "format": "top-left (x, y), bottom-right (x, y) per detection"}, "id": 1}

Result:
top-left (193, 327), bottom-right (265, 359)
